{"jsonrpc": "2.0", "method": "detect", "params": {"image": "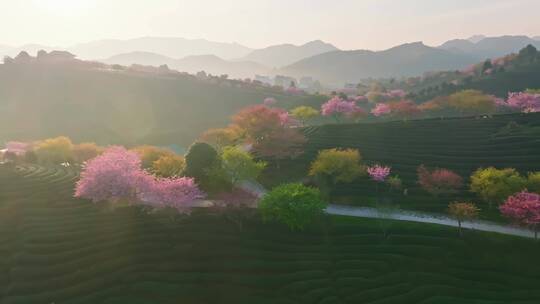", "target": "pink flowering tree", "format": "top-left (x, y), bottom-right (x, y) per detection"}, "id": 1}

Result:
top-left (74, 146), bottom-right (144, 203)
top-left (321, 96), bottom-right (362, 122)
top-left (417, 165), bottom-right (463, 197)
top-left (355, 95), bottom-right (368, 103)
top-left (371, 103), bottom-right (392, 117)
top-left (5, 141), bottom-right (30, 156)
top-left (138, 175), bottom-right (206, 213)
top-left (500, 191), bottom-right (540, 239)
top-left (388, 89), bottom-right (407, 99)
top-left (389, 100), bottom-right (421, 121)
top-left (505, 92), bottom-right (540, 113)
top-left (367, 165), bottom-right (391, 204)
top-left (75, 146), bottom-right (205, 213)
top-left (367, 165), bottom-right (391, 182)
